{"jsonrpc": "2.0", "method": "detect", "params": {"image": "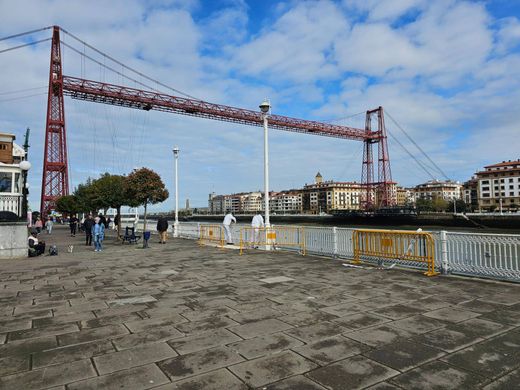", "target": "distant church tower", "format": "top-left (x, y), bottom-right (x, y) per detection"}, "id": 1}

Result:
top-left (315, 172), bottom-right (323, 184)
